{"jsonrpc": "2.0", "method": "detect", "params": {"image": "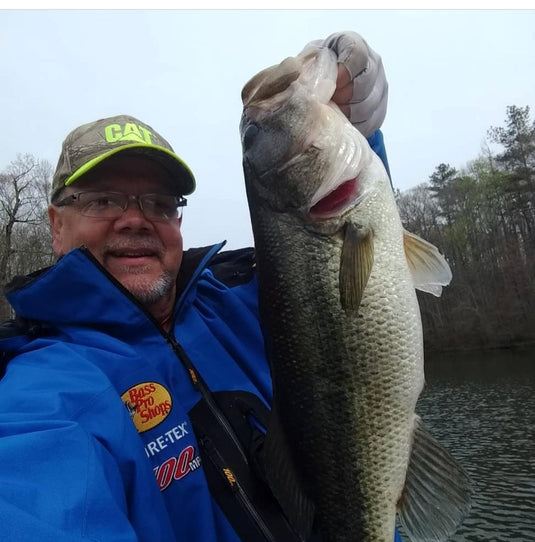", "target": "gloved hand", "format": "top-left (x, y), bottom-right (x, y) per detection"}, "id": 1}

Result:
top-left (301, 31), bottom-right (388, 138)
